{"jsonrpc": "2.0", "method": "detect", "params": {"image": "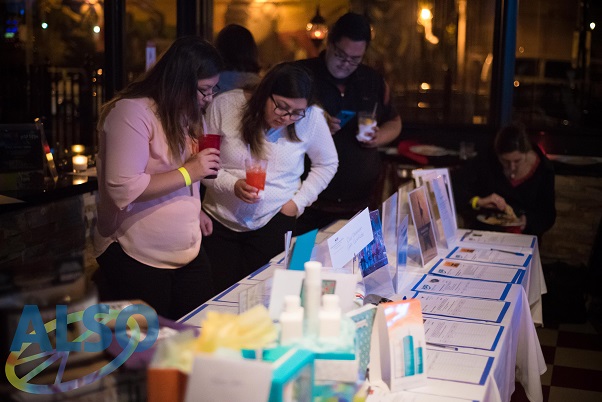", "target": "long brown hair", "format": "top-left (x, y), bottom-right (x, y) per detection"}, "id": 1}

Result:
top-left (241, 62), bottom-right (314, 158)
top-left (98, 36), bottom-right (223, 161)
